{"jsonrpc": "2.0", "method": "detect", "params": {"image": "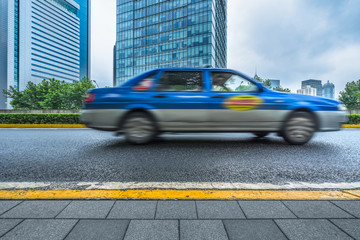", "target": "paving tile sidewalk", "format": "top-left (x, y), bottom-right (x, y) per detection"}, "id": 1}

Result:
top-left (0, 200), bottom-right (359, 240)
